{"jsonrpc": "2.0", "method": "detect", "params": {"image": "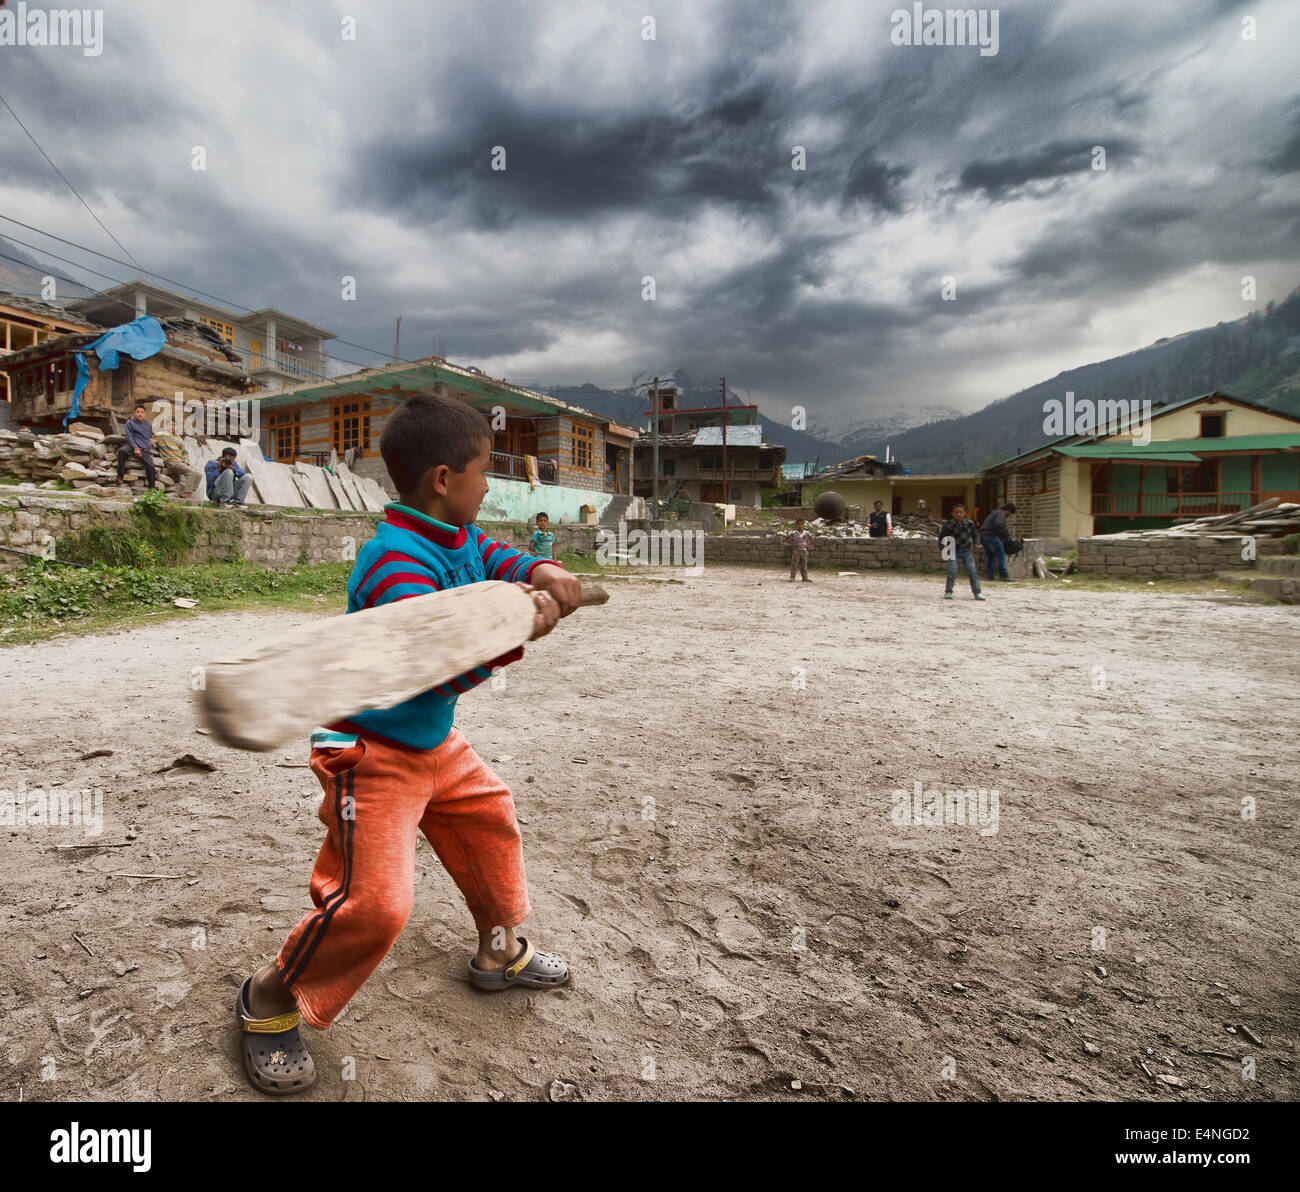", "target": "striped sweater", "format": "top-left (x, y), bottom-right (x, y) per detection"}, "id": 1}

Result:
top-left (314, 503), bottom-right (552, 751)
